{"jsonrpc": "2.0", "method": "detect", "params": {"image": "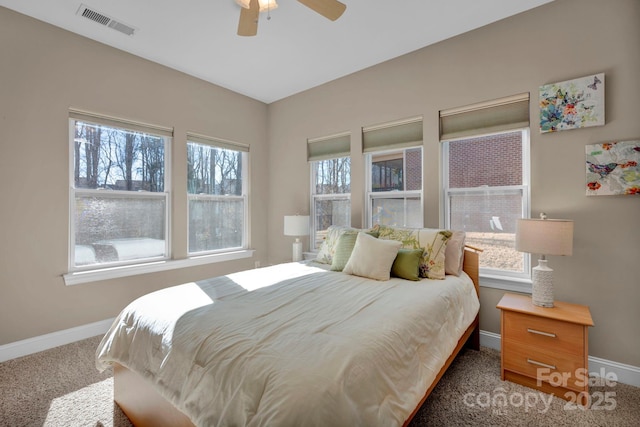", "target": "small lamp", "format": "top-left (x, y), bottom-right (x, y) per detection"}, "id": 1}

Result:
top-left (284, 215), bottom-right (309, 262)
top-left (516, 213), bottom-right (574, 307)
